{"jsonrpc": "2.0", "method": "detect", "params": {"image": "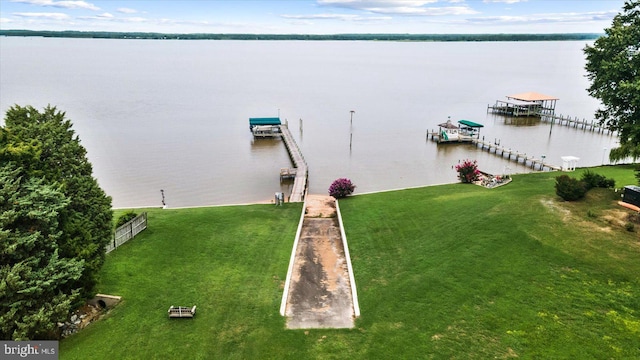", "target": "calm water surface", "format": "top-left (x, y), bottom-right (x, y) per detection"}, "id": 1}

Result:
top-left (0, 38), bottom-right (616, 208)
